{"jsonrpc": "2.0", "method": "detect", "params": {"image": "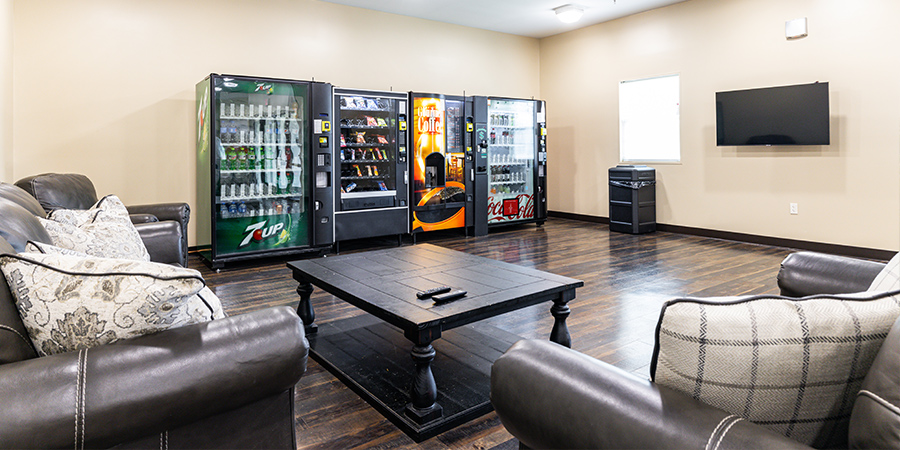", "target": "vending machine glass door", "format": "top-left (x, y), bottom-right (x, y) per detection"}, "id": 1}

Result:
top-left (487, 99), bottom-right (536, 224)
top-left (213, 77), bottom-right (311, 256)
